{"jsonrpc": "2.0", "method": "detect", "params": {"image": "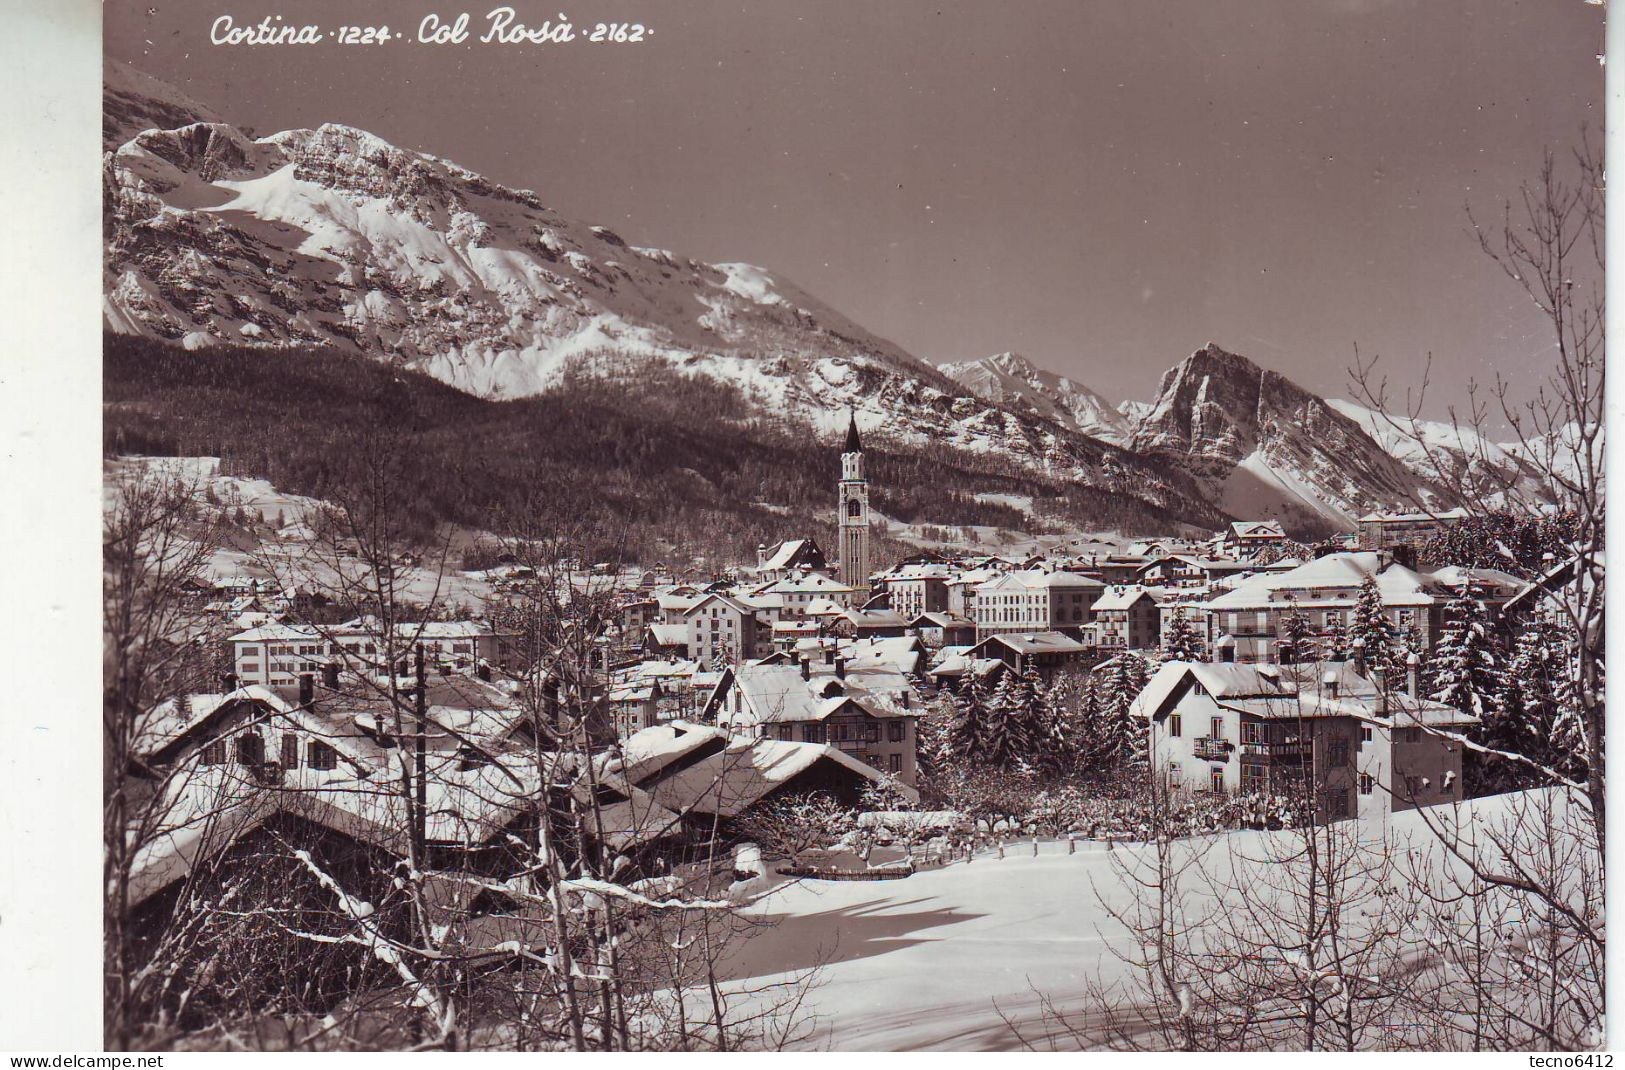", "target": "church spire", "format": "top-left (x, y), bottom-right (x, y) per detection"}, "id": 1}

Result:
top-left (844, 409), bottom-right (863, 454)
